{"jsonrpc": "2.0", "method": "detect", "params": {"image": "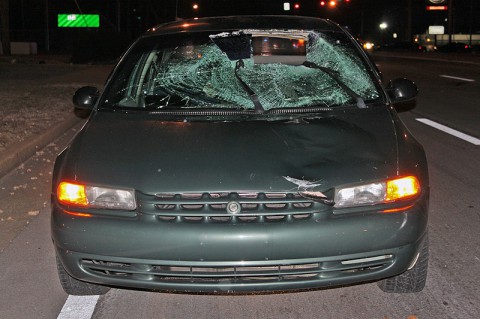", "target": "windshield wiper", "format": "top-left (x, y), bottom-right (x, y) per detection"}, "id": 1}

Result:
top-left (302, 61), bottom-right (366, 109)
top-left (235, 60), bottom-right (265, 113)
